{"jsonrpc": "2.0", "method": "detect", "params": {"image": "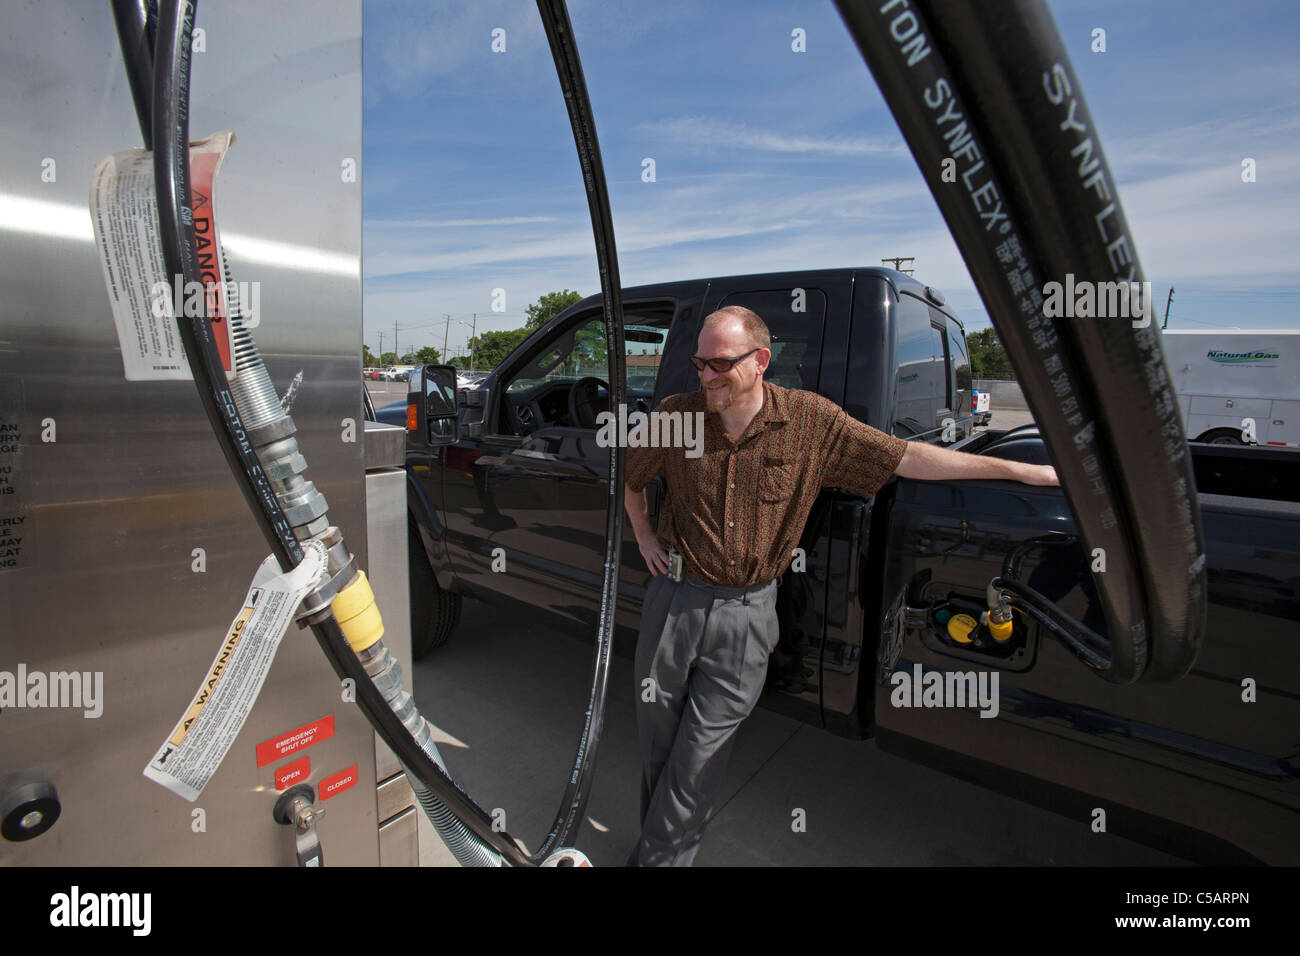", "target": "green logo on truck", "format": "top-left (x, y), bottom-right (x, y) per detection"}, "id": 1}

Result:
top-left (1207, 349), bottom-right (1279, 365)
